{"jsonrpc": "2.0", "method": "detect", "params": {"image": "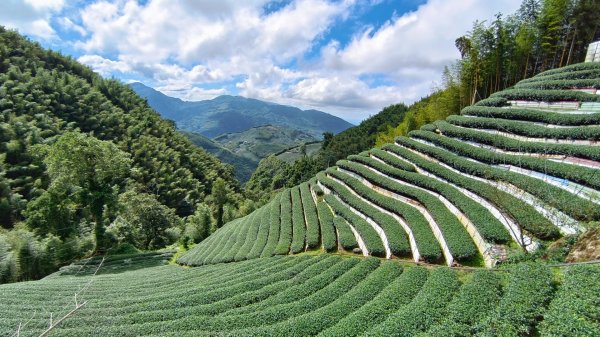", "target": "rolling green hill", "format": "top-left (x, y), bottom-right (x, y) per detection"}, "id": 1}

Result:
top-left (182, 131), bottom-right (257, 182)
top-left (181, 61), bottom-right (600, 269)
top-left (276, 141), bottom-right (323, 163)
